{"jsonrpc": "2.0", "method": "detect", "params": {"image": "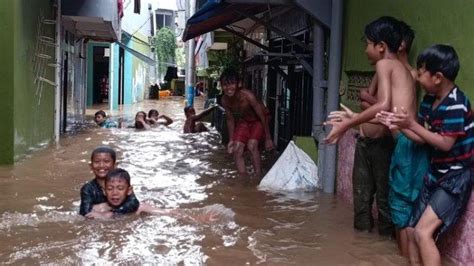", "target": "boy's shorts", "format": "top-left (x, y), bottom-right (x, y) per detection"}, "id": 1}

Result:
top-left (409, 168), bottom-right (472, 237)
top-left (389, 134), bottom-right (429, 228)
top-left (232, 119), bottom-right (264, 144)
